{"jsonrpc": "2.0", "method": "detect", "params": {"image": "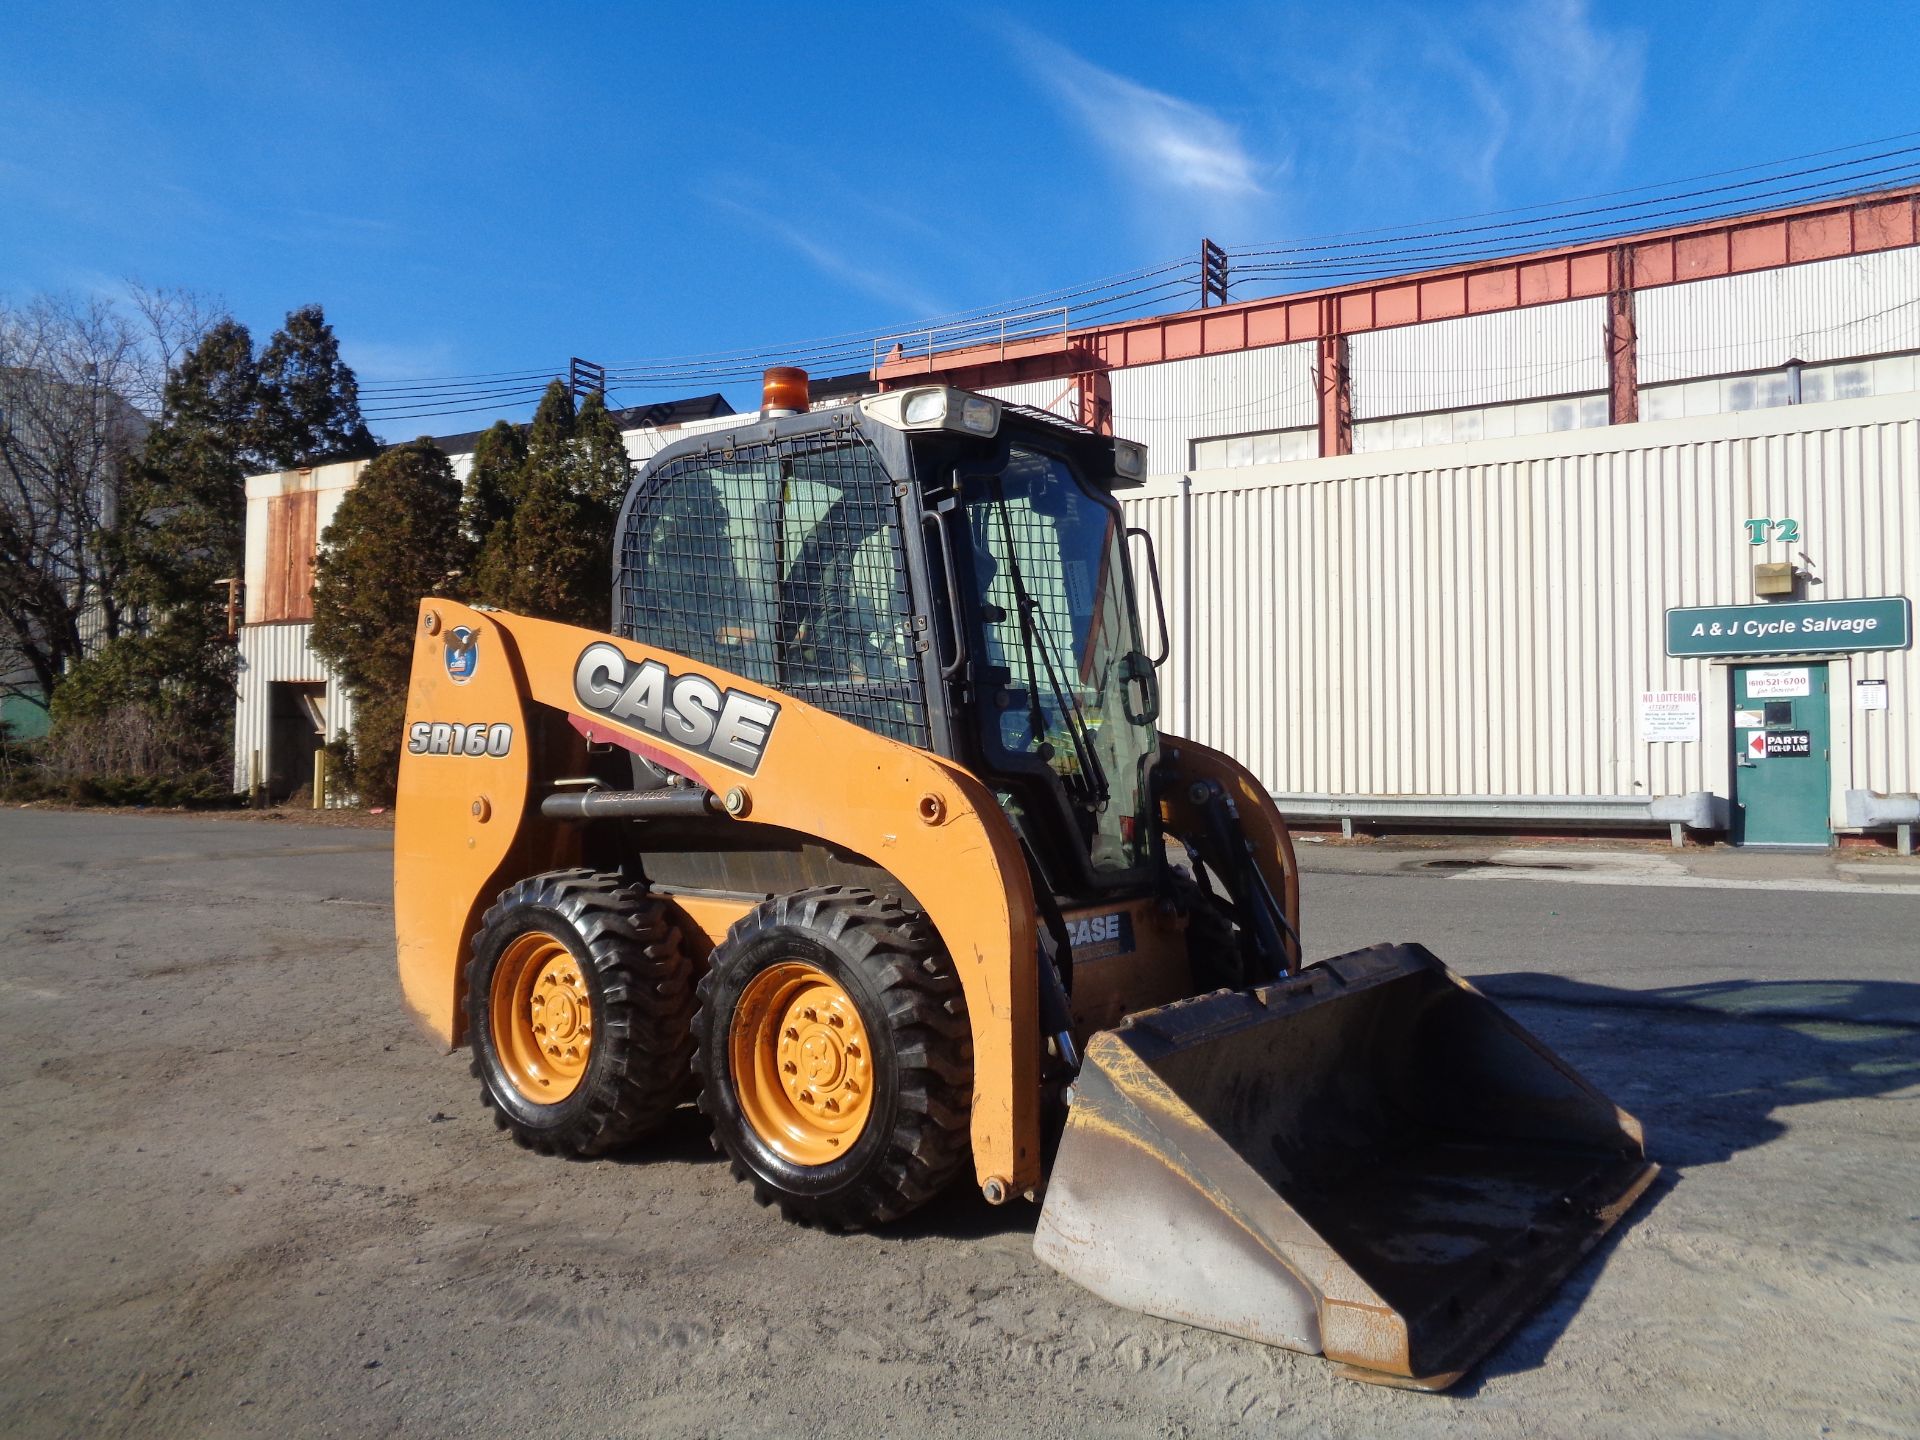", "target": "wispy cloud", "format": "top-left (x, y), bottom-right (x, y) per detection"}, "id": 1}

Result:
top-left (1494, 0), bottom-right (1645, 171)
top-left (1003, 25), bottom-right (1267, 211)
top-left (707, 195), bottom-right (950, 318)
top-left (343, 337), bottom-right (459, 382)
top-left (1292, 0), bottom-right (1644, 202)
